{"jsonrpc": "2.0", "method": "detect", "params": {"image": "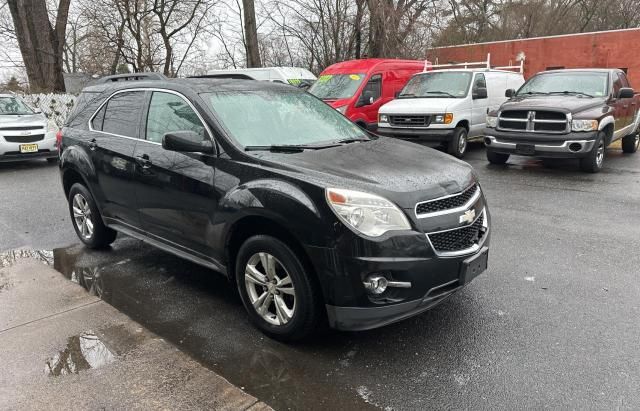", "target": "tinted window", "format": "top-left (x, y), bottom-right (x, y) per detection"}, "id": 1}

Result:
top-left (612, 75), bottom-right (622, 96)
top-left (474, 73), bottom-right (486, 89)
top-left (102, 91), bottom-right (145, 138)
top-left (618, 73), bottom-right (630, 88)
top-left (361, 74), bottom-right (382, 101)
top-left (91, 104), bottom-right (106, 131)
top-left (145, 92), bottom-right (206, 144)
